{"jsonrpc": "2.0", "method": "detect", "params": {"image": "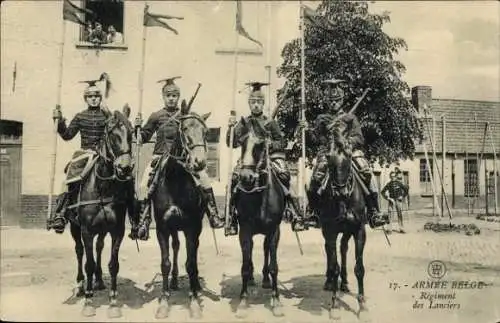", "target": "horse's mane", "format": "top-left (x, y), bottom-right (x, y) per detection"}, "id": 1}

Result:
top-left (111, 110), bottom-right (133, 133)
